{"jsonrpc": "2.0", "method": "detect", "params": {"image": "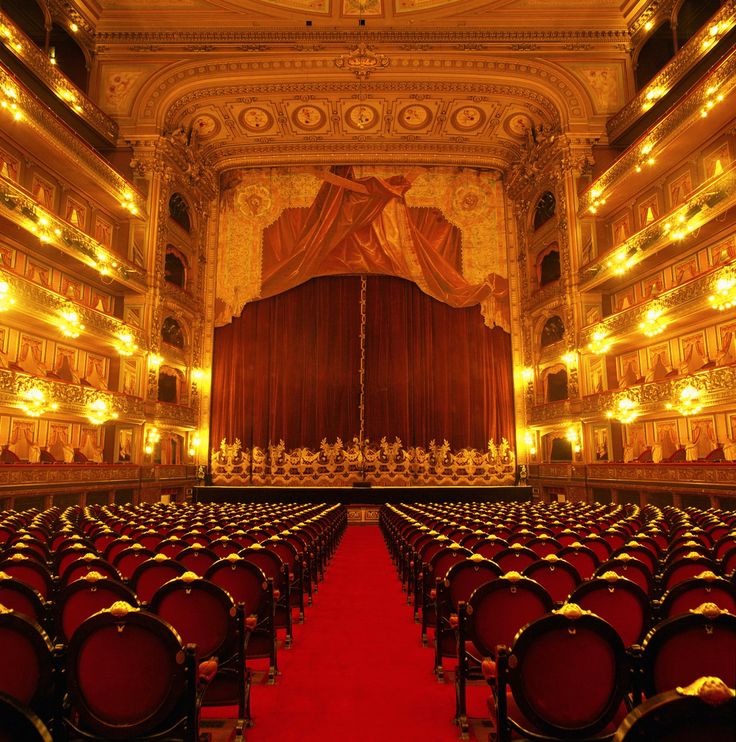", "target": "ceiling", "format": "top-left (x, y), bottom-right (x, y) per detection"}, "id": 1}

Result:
top-left (85, 0), bottom-right (643, 174)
